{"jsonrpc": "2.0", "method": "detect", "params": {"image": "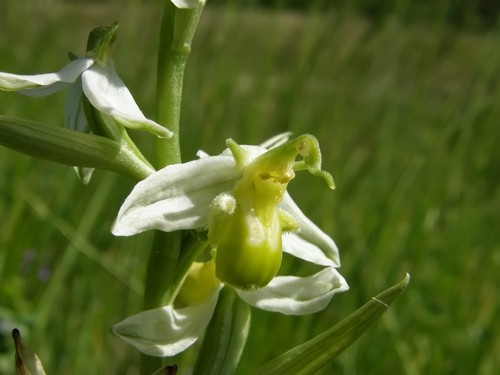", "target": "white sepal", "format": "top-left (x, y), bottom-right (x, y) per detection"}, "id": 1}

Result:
top-left (280, 193), bottom-right (341, 267)
top-left (81, 64), bottom-right (172, 138)
top-left (0, 58), bottom-right (93, 94)
top-left (112, 155), bottom-right (240, 236)
top-left (112, 286), bottom-right (222, 357)
top-left (282, 233), bottom-right (335, 267)
top-left (236, 267), bottom-right (348, 315)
